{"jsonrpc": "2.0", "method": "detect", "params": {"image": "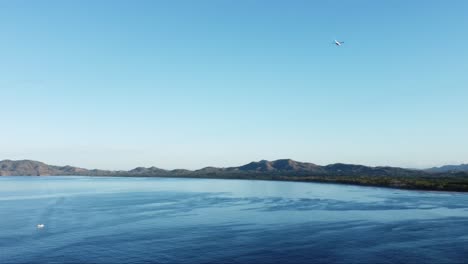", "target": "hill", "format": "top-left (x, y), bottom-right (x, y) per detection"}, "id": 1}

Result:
top-left (1, 159), bottom-right (468, 192)
top-left (426, 164), bottom-right (468, 173)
